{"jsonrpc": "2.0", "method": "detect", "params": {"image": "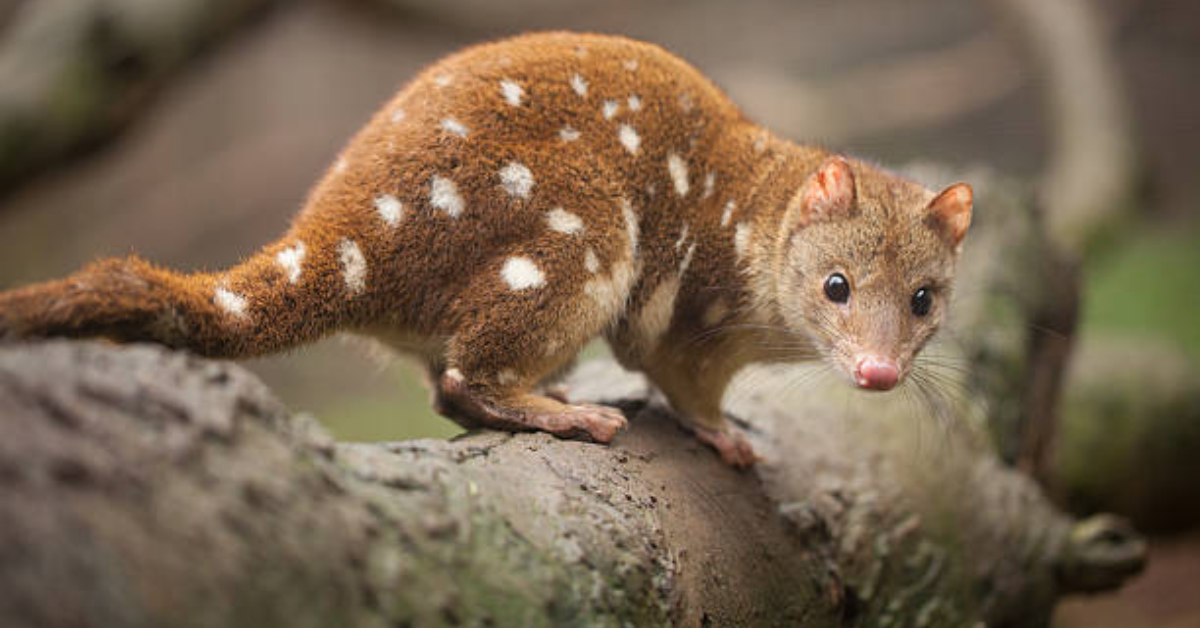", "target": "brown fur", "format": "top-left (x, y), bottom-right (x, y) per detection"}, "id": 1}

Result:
top-left (0, 32), bottom-right (972, 467)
